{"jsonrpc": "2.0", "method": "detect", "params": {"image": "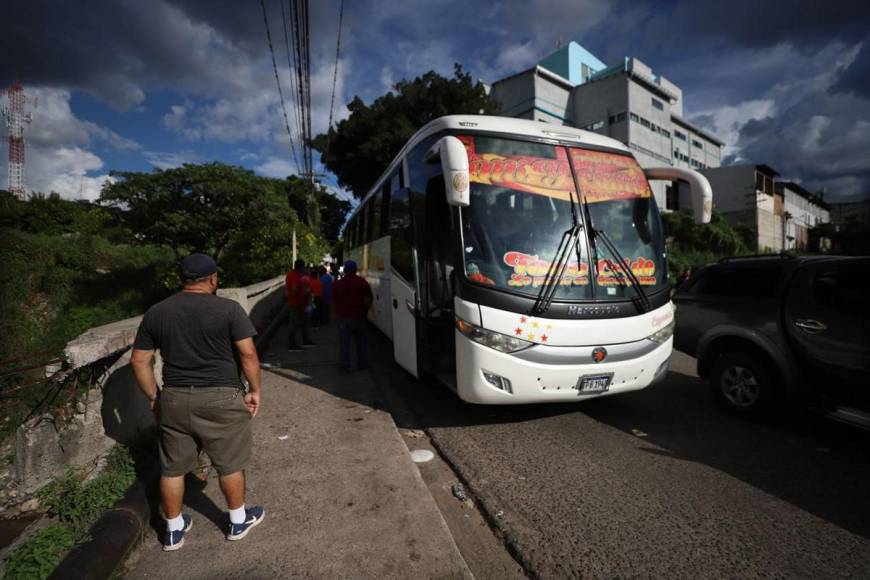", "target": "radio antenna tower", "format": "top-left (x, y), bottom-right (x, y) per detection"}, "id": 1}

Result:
top-left (2, 83), bottom-right (37, 200)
